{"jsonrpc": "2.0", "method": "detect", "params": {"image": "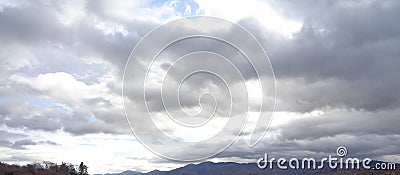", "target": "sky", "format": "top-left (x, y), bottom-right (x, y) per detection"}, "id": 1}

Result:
top-left (1, 0), bottom-right (400, 174)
